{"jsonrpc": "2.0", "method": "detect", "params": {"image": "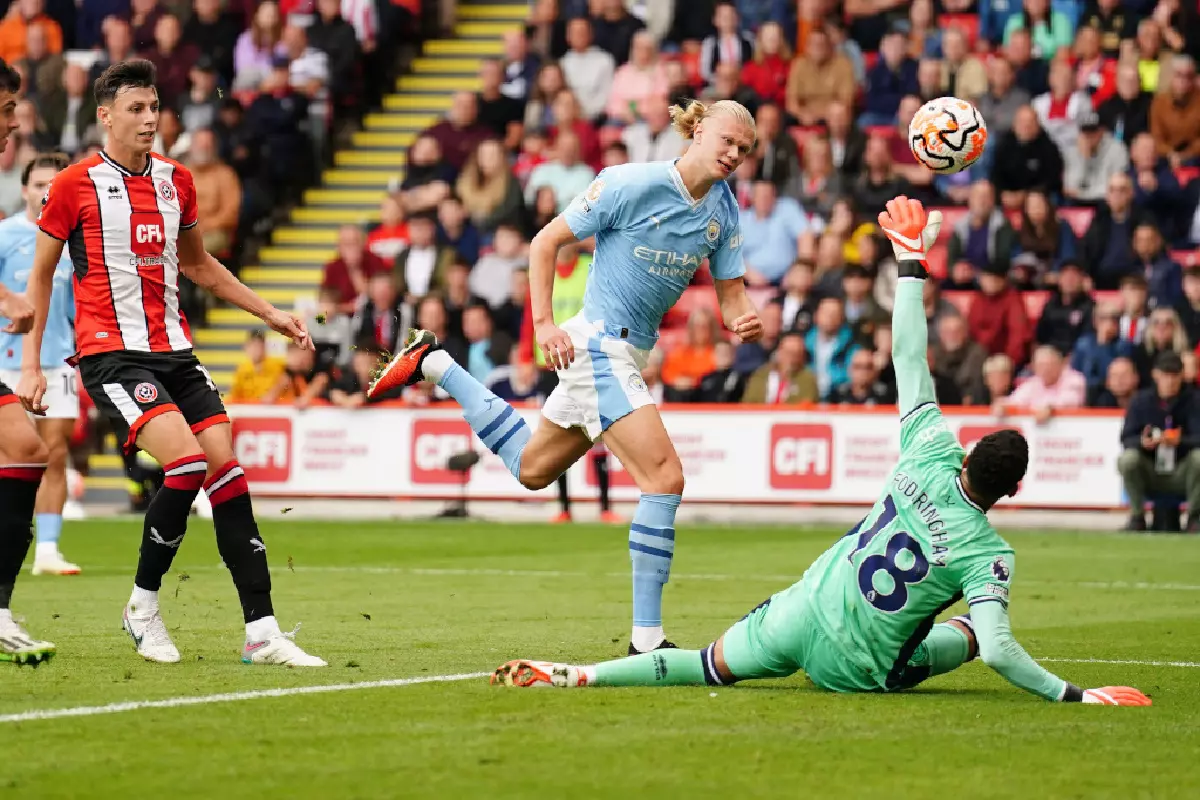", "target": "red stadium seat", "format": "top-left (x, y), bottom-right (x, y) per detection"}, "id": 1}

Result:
top-left (747, 286), bottom-right (775, 309)
top-left (1174, 167), bottom-right (1200, 186)
top-left (932, 206), bottom-right (967, 231)
top-left (1023, 290), bottom-right (1050, 320)
top-left (664, 286), bottom-right (720, 329)
top-left (926, 242), bottom-right (949, 279)
top-left (1058, 207), bottom-right (1095, 236)
top-left (941, 14), bottom-right (980, 50)
top-left (1005, 209), bottom-right (1022, 229)
top-left (945, 290), bottom-right (973, 315)
top-left (864, 125), bottom-right (894, 140)
top-left (863, 52), bottom-right (878, 70)
top-left (1170, 249), bottom-right (1200, 267)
